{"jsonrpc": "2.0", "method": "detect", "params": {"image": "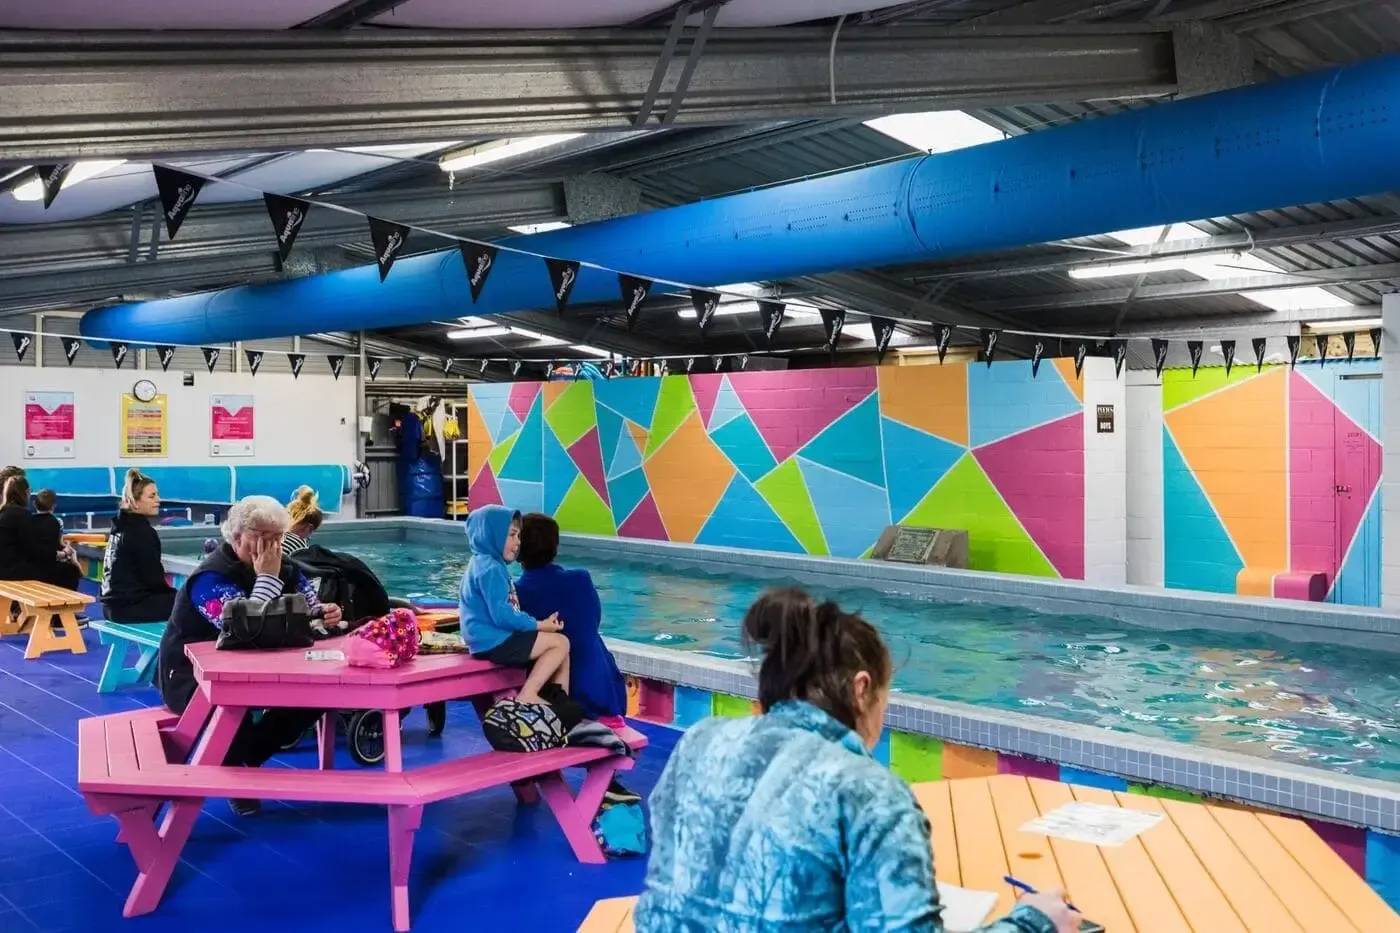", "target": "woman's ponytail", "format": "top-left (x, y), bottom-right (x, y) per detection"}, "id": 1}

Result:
top-left (120, 469), bottom-right (152, 512)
